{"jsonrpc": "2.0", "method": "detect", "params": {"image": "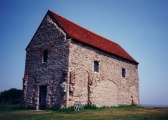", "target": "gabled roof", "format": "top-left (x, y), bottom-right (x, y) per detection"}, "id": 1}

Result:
top-left (49, 10), bottom-right (138, 64)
